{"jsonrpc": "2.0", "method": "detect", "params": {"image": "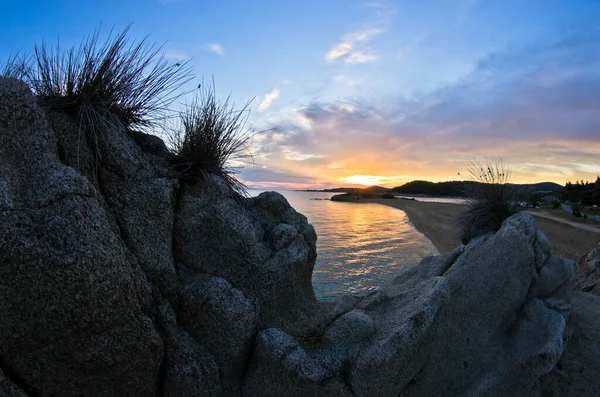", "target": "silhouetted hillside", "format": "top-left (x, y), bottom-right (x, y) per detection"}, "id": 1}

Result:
top-left (392, 180), bottom-right (563, 197)
top-left (304, 186), bottom-right (391, 194)
top-left (514, 182), bottom-right (563, 193)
